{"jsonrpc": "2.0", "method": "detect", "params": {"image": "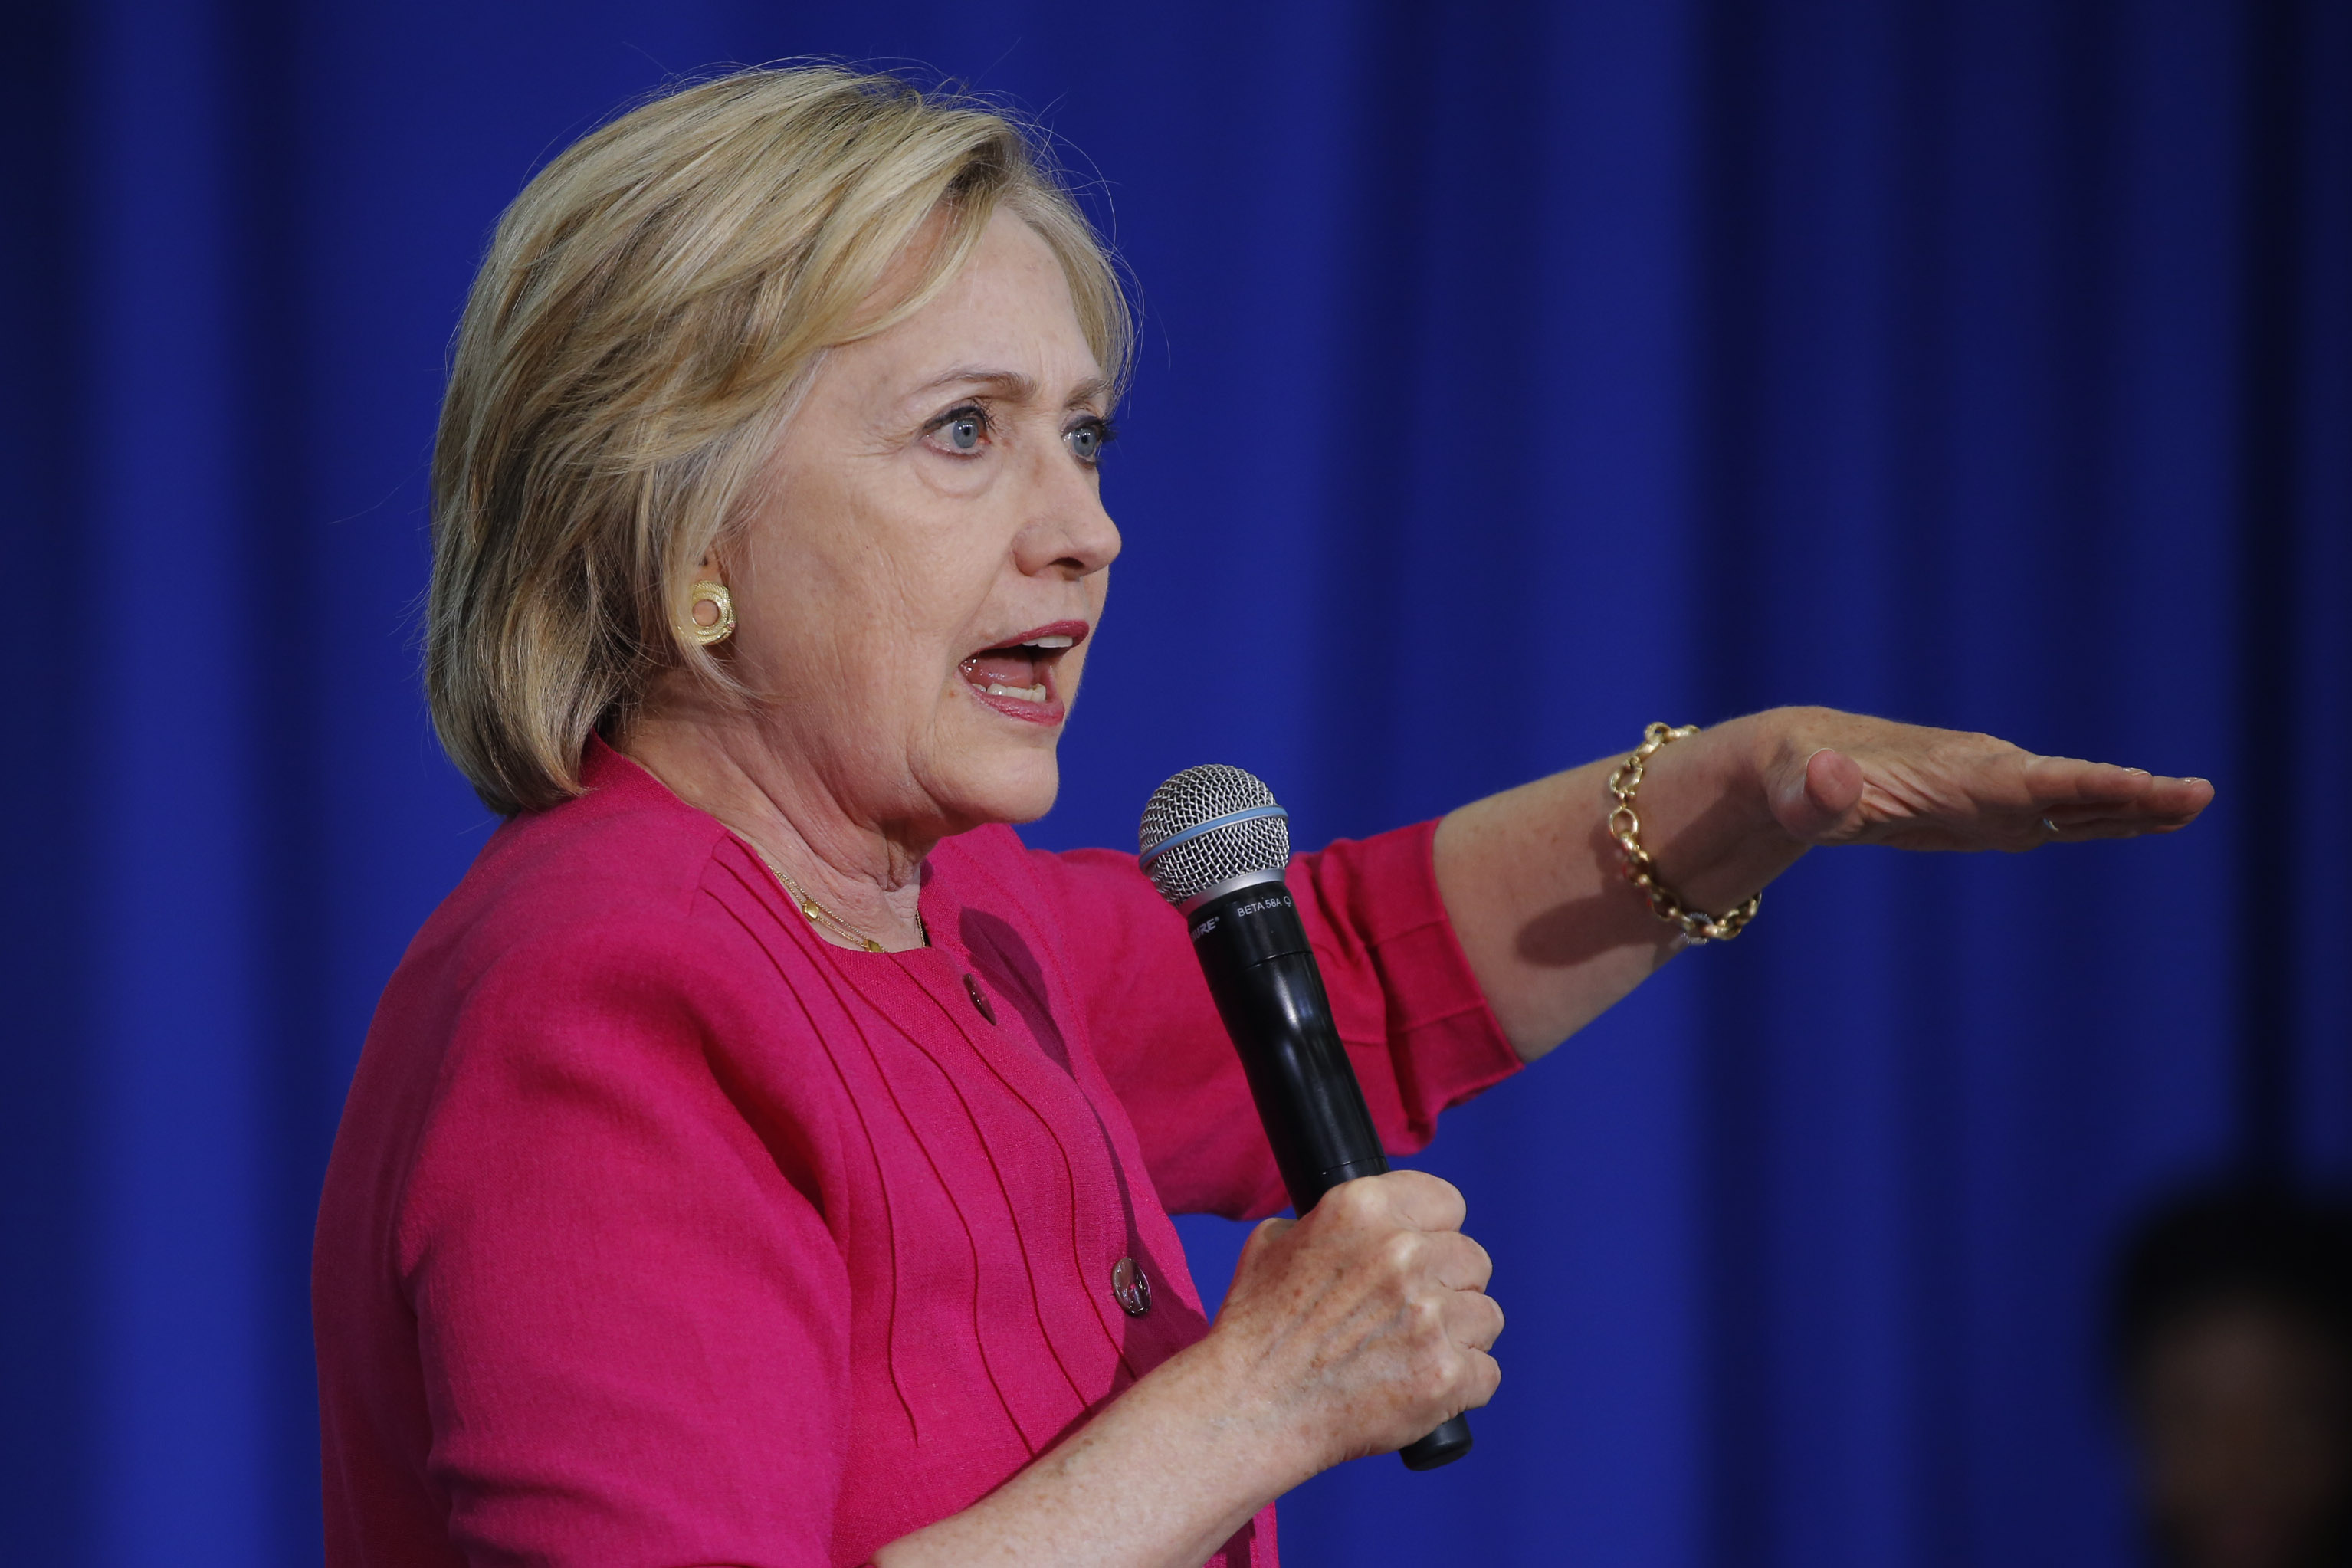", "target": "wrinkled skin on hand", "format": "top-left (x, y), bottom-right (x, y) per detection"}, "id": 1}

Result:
top-left (1209, 1170), bottom-right (1503, 1469)
top-left (1762, 707), bottom-right (2213, 851)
